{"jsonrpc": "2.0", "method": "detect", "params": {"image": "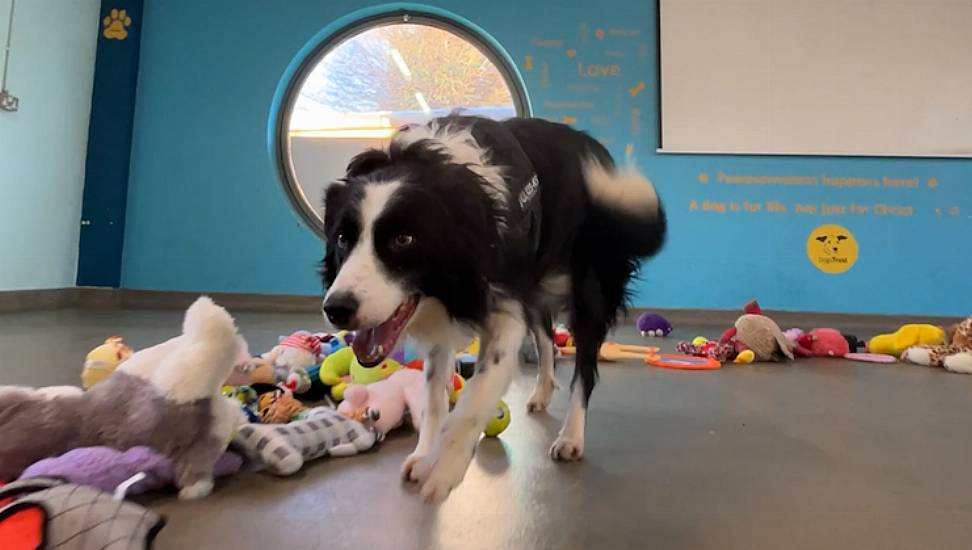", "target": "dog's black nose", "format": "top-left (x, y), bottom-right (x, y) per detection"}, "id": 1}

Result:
top-left (323, 292), bottom-right (359, 328)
